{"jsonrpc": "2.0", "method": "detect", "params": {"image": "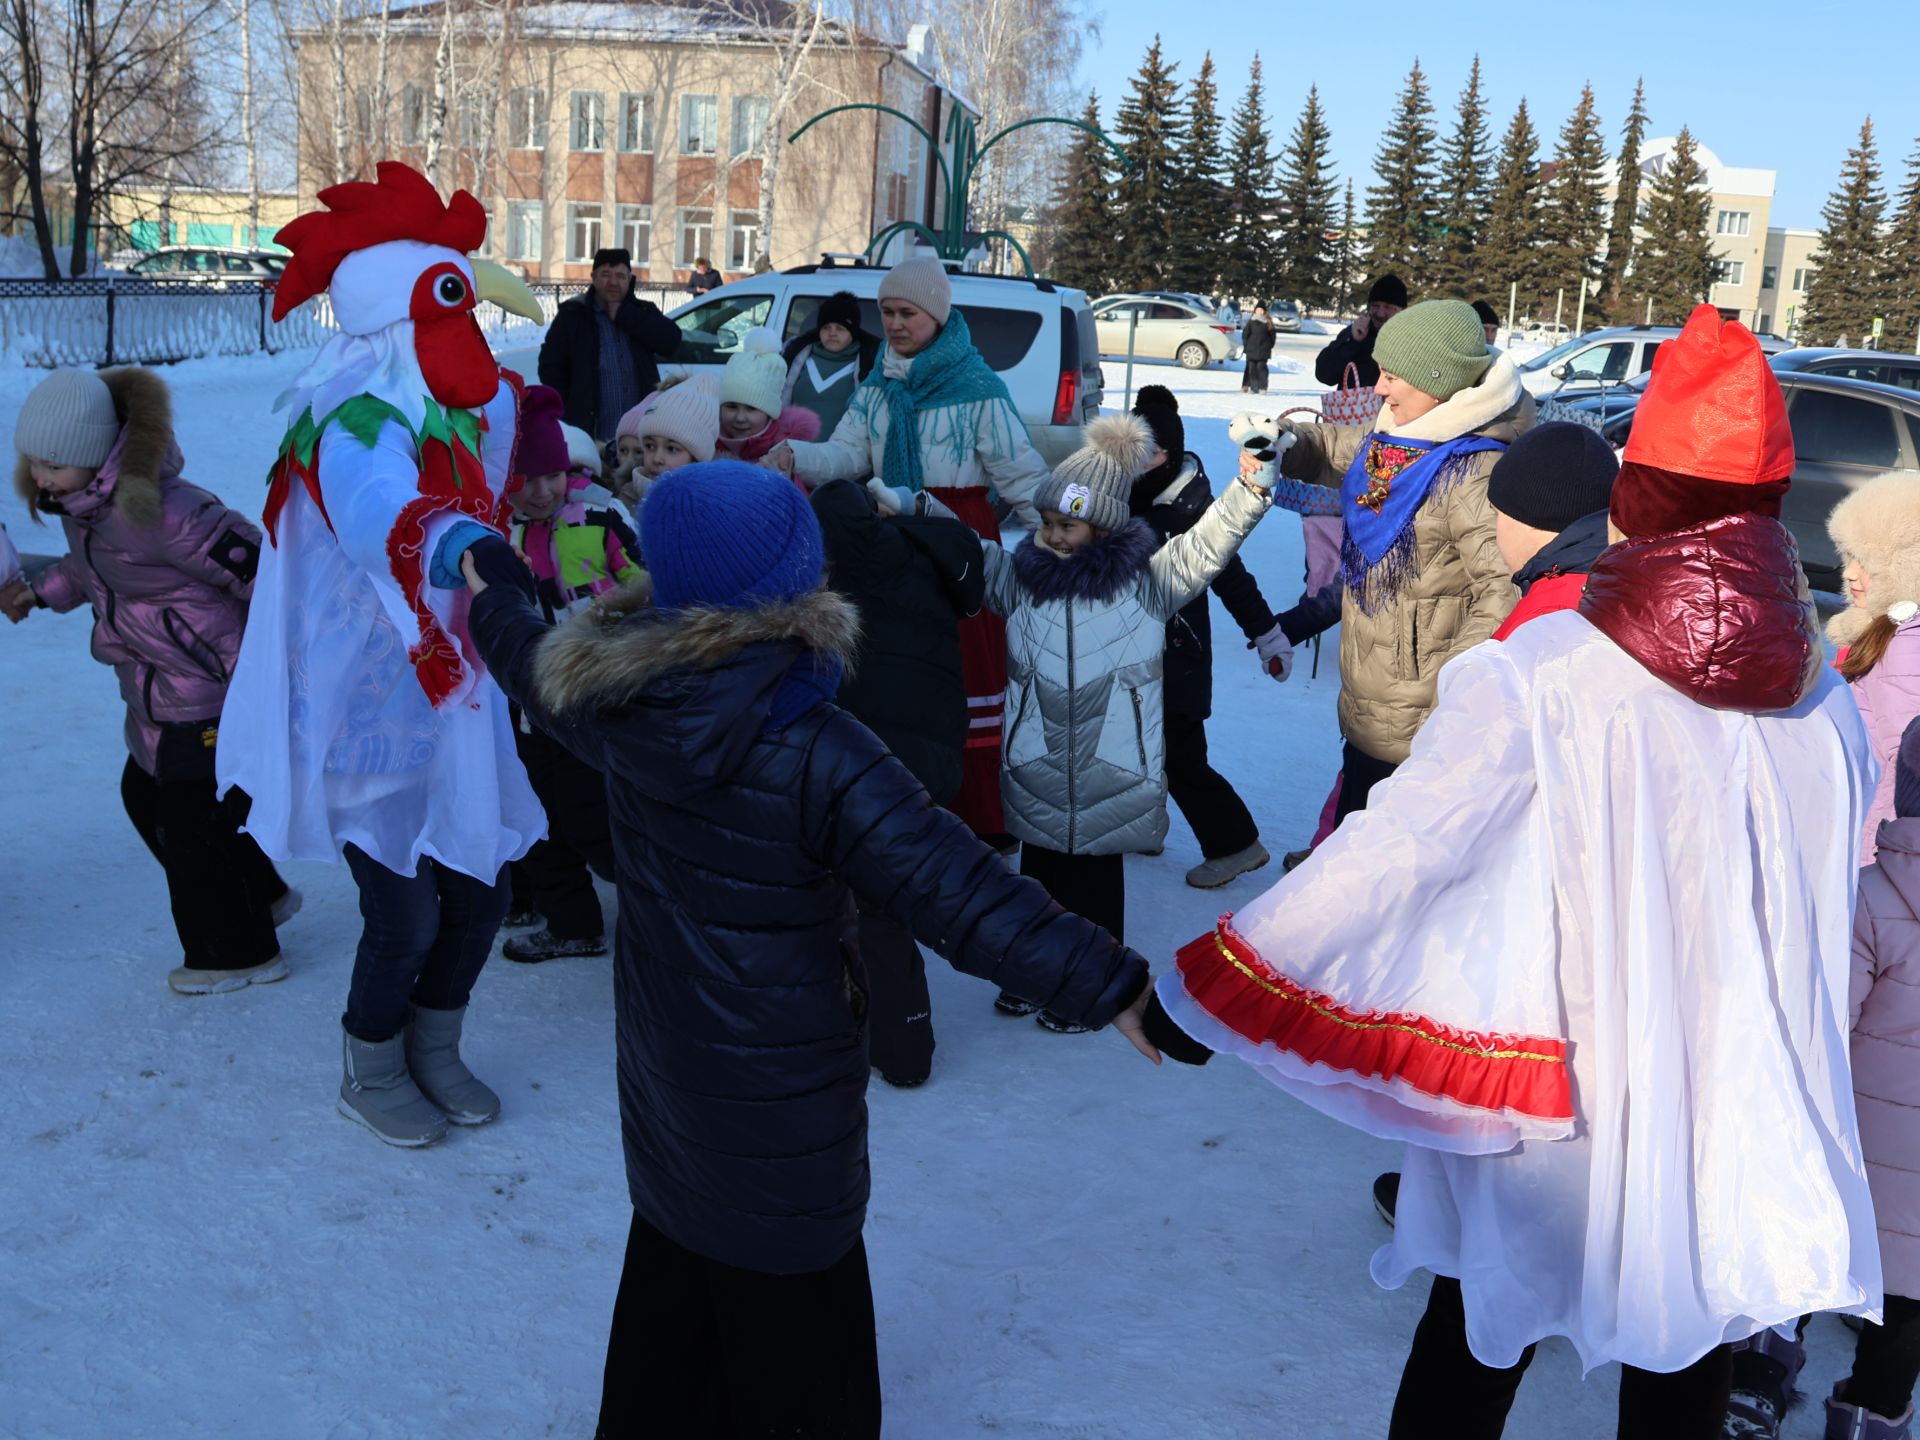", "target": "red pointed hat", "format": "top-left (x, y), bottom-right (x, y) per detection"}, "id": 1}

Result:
top-left (1611, 305), bottom-right (1796, 537)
